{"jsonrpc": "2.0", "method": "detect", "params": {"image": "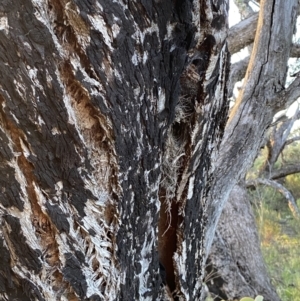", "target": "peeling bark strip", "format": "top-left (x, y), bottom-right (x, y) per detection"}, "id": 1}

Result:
top-left (0, 0), bottom-right (229, 300)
